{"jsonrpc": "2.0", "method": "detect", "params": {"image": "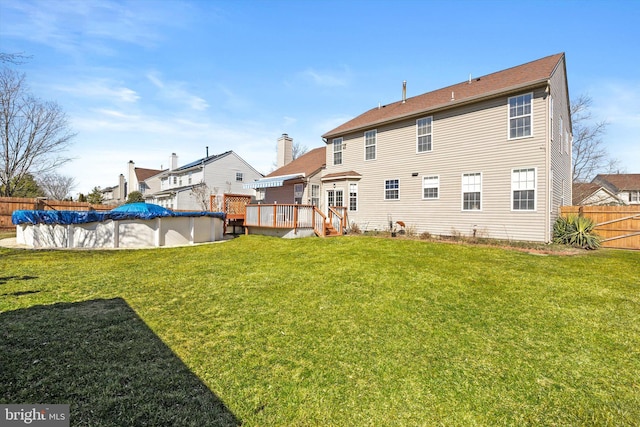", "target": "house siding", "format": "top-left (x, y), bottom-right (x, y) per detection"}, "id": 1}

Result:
top-left (325, 87), bottom-right (554, 241)
top-left (548, 57), bottom-right (572, 222)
